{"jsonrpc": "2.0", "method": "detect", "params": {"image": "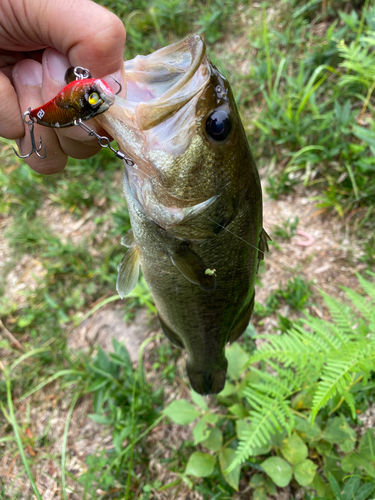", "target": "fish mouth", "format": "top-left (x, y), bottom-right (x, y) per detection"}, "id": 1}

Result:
top-left (96, 34), bottom-right (211, 158)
